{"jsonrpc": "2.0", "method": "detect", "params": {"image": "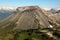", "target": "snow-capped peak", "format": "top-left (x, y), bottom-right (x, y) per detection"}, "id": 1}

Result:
top-left (0, 7), bottom-right (16, 10)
